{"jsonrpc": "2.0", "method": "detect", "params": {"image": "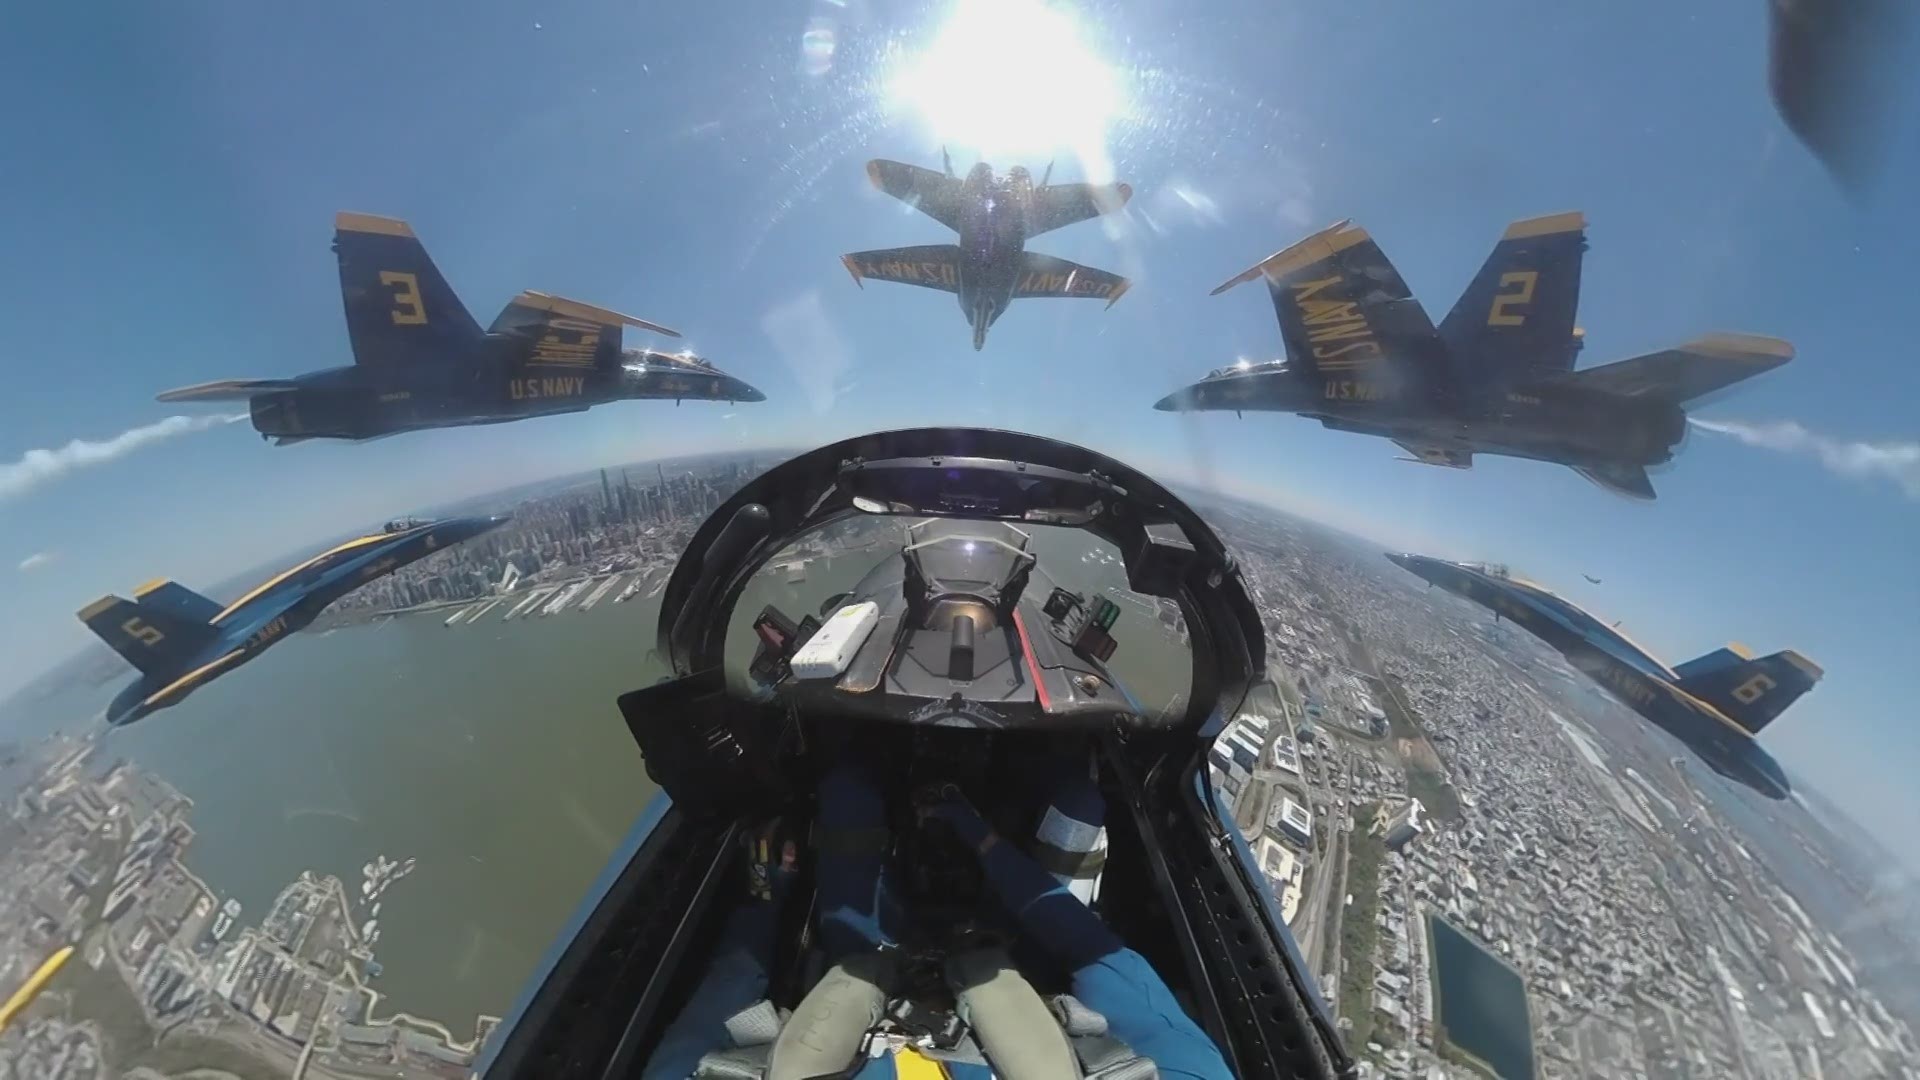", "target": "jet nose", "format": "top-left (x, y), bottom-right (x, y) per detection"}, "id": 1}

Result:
top-left (732, 380), bottom-right (768, 403)
top-left (1154, 384), bottom-right (1203, 411)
